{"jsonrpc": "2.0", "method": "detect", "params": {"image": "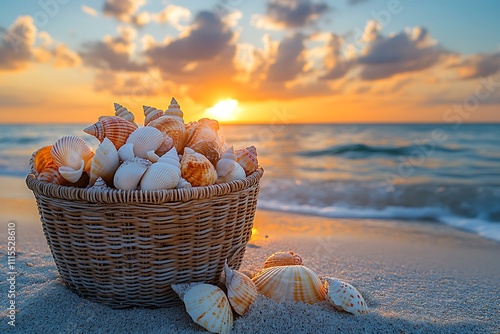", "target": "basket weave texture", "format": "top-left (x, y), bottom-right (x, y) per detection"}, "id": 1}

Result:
top-left (26, 160), bottom-right (263, 308)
